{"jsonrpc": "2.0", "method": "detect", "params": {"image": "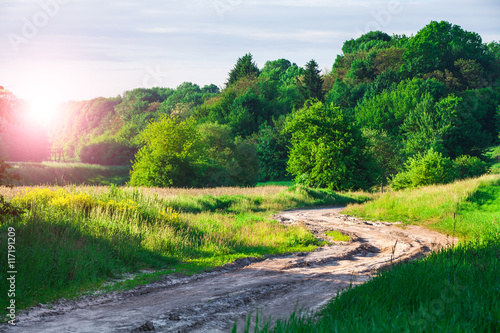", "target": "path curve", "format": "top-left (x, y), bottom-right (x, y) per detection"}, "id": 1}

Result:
top-left (1, 208), bottom-right (456, 333)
